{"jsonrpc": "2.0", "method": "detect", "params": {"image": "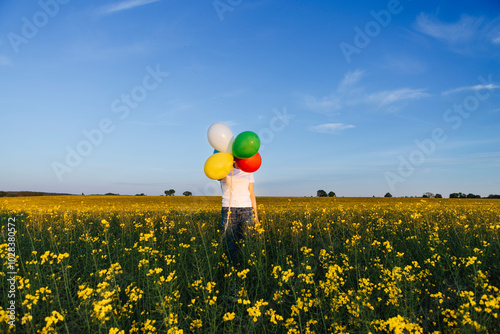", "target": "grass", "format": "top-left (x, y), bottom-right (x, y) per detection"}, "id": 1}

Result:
top-left (1, 196), bottom-right (499, 333)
